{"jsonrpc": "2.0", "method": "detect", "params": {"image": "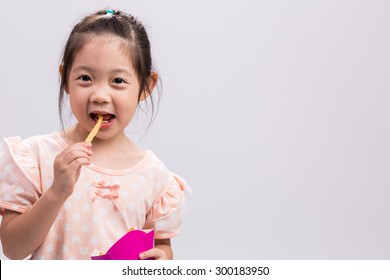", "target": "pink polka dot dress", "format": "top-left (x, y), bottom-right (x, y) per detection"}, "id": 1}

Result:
top-left (0, 132), bottom-right (187, 259)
